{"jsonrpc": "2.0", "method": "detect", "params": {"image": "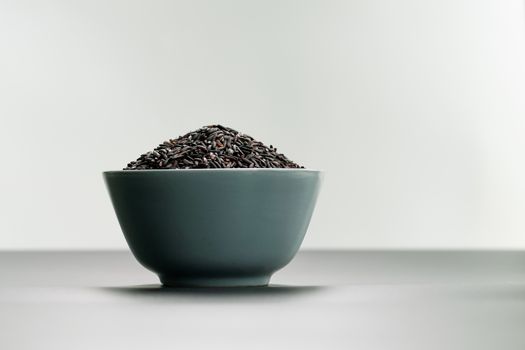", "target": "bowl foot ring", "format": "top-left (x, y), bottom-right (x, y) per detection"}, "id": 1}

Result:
top-left (159, 274), bottom-right (271, 287)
